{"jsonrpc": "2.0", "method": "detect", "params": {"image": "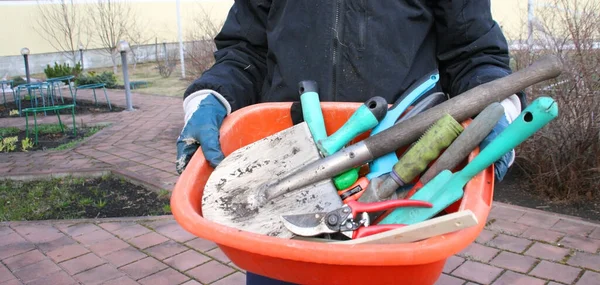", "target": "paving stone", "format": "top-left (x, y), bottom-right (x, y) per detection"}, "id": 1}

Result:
top-left (11, 224), bottom-right (64, 244)
top-left (433, 274), bottom-right (465, 285)
top-left (47, 244), bottom-right (90, 263)
top-left (516, 212), bottom-right (560, 229)
top-left (212, 272), bottom-right (246, 285)
top-left (0, 279), bottom-right (22, 285)
top-left (489, 206), bottom-right (525, 222)
top-left (101, 276), bottom-right (140, 285)
top-left (89, 237), bottom-right (130, 256)
top-left (529, 260), bottom-right (582, 284)
top-left (120, 256), bottom-right (168, 280)
top-left (452, 261), bottom-right (503, 285)
top-left (180, 281), bottom-right (203, 285)
top-left (206, 247), bottom-right (231, 263)
top-left (566, 251), bottom-right (600, 271)
top-left (138, 268), bottom-right (190, 285)
top-left (0, 264), bottom-right (16, 283)
top-left (520, 226), bottom-right (565, 243)
top-left (104, 246), bottom-right (148, 267)
top-left (98, 222), bottom-right (134, 232)
top-left (26, 270), bottom-right (78, 285)
top-left (457, 242), bottom-right (500, 263)
top-left (0, 226), bottom-right (14, 236)
top-left (35, 235), bottom-right (78, 253)
top-left (3, 249), bottom-right (46, 271)
top-left (164, 249), bottom-right (211, 272)
top-left (59, 223), bottom-right (100, 237)
top-left (12, 259), bottom-right (62, 283)
top-left (185, 238), bottom-right (218, 252)
top-left (149, 221), bottom-right (196, 243)
top-left (490, 251), bottom-right (537, 273)
top-left (487, 234), bottom-right (532, 253)
top-left (0, 232), bottom-right (26, 247)
top-left (128, 232), bottom-right (169, 250)
top-left (524, 242), bottom-right (571, 262)
top-left (186, 260), bottom-right (235, 284)
top-left (486, 219), bottom-right (530, 236)
top-left (112, 224), bottom-right (152, 240)
top-left (72, 229), bottom-right (114, 246)
top-left (589, 227), bottom-right (600, 239)
top-left (442, 255), bottom-right (464, 274)
top-left (551, 219), bottom-right (596, 236)
top-left (0, 241), bottom-right (36, 260)
top-left (576, 270), bottom-right (600, 285)
top-left (475, 229), bottom-right (496, 244)
top-left (491, 271), bottom-right (546, 285)
top-left (73, 264), bottom-right (125, 285)
top-left (145, 240), bottom-right (188, 260)
top-left (558, 234), bottom-right (600, 253)
top-left (59, 252), bottom-right (106, 275)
